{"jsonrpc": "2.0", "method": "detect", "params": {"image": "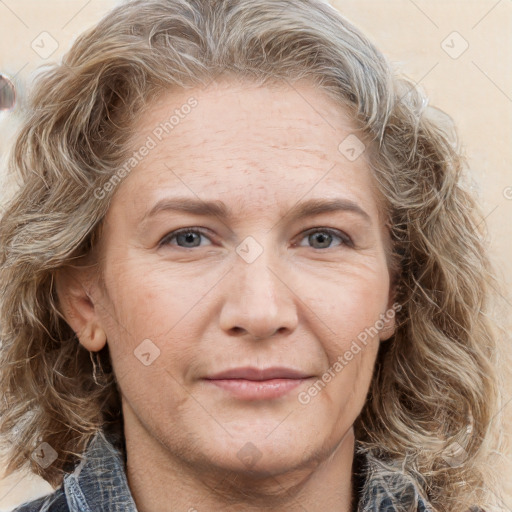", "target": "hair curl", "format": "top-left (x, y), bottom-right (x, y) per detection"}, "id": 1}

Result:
top-left (0, 1), bottom-right (507, 510)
